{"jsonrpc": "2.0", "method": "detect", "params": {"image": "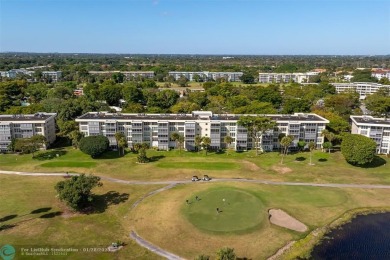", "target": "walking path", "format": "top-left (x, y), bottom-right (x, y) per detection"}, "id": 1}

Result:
top-left (2, 170), bottom-right (390, 189)
top-left (3, 169), bottom-right (390, 260)
top-left (130, 231), bottom-right (184, 260)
